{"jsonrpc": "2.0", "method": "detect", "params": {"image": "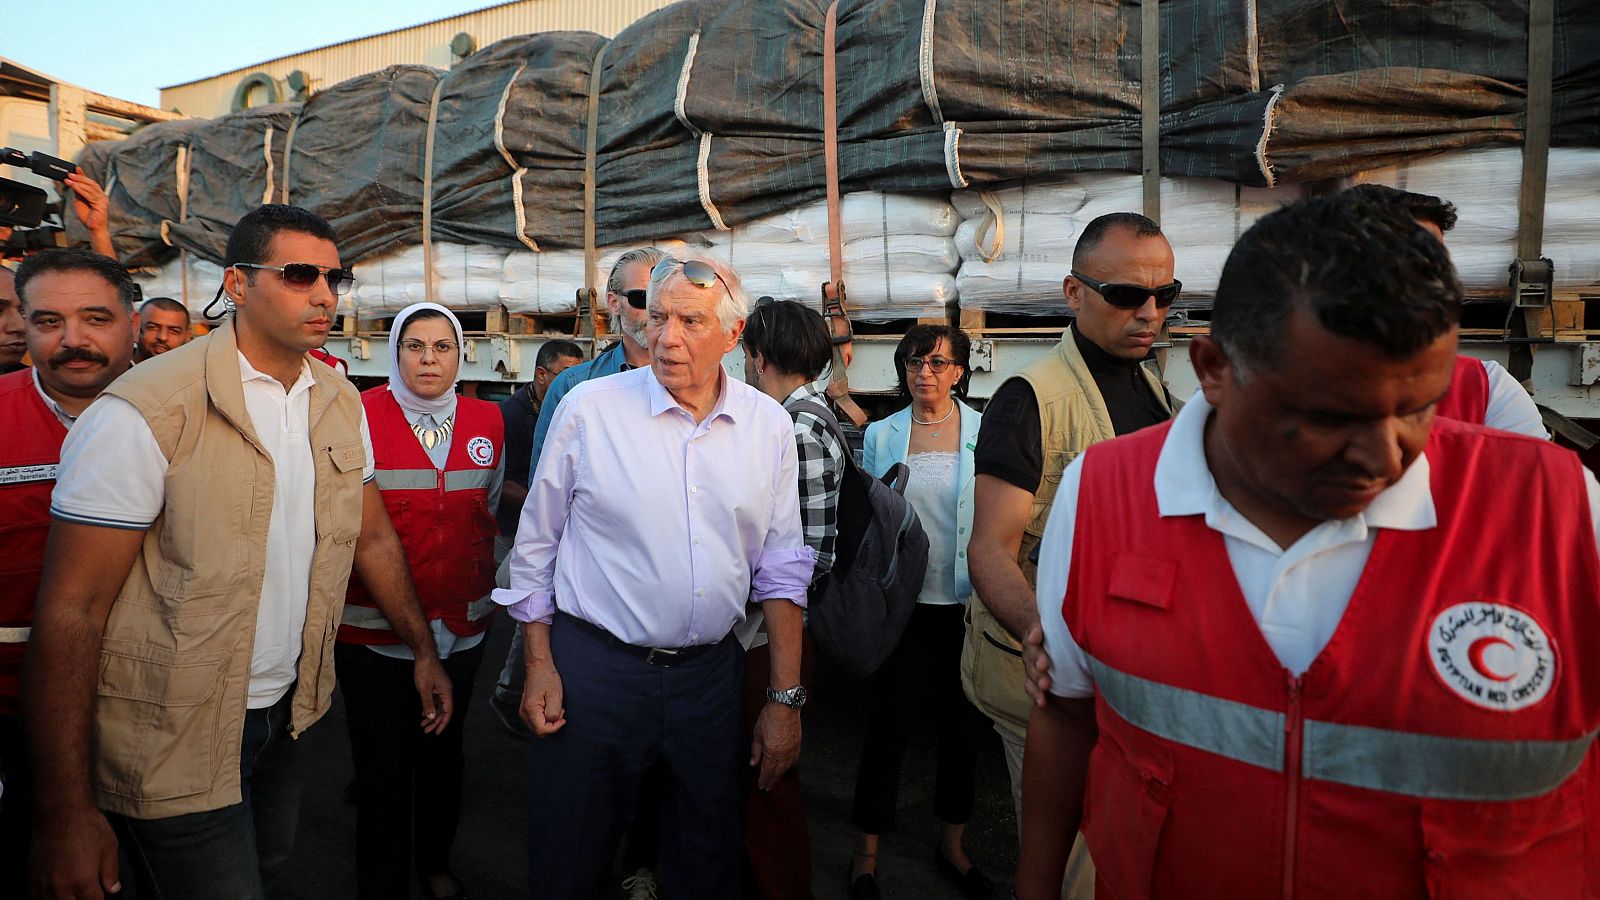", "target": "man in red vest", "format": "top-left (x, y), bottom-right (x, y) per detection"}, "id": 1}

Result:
top-left (0, 267), bottom-right (24, 373)
top-left (0, 248), bottom-right (138, 897)
top-left (1015, 192), bottom-right (1599, 899)
top-left (1346, 183), bottom-right (1546, 438)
